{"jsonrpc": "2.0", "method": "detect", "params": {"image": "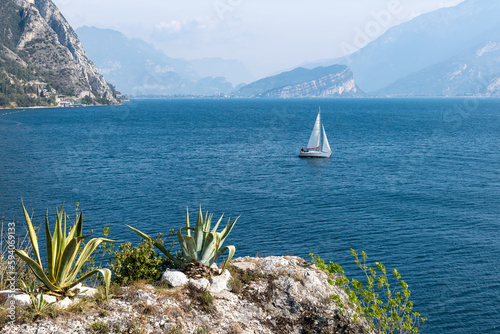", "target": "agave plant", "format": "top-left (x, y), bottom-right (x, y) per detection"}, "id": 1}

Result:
top-left (128, 205), bottom-right (238, 270)
top-left (21, 281), bottom-right (55, 314)
top-left (14, 202), bottom-right (116, 297)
